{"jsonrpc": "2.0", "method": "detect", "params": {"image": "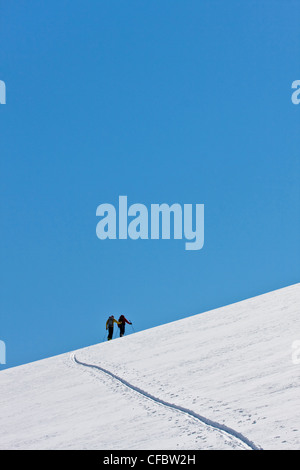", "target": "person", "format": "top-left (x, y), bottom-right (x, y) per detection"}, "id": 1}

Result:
top-left (106, 315), bottom-right (121, 341)
top-left (118, 315), bottom-right (132, 337)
